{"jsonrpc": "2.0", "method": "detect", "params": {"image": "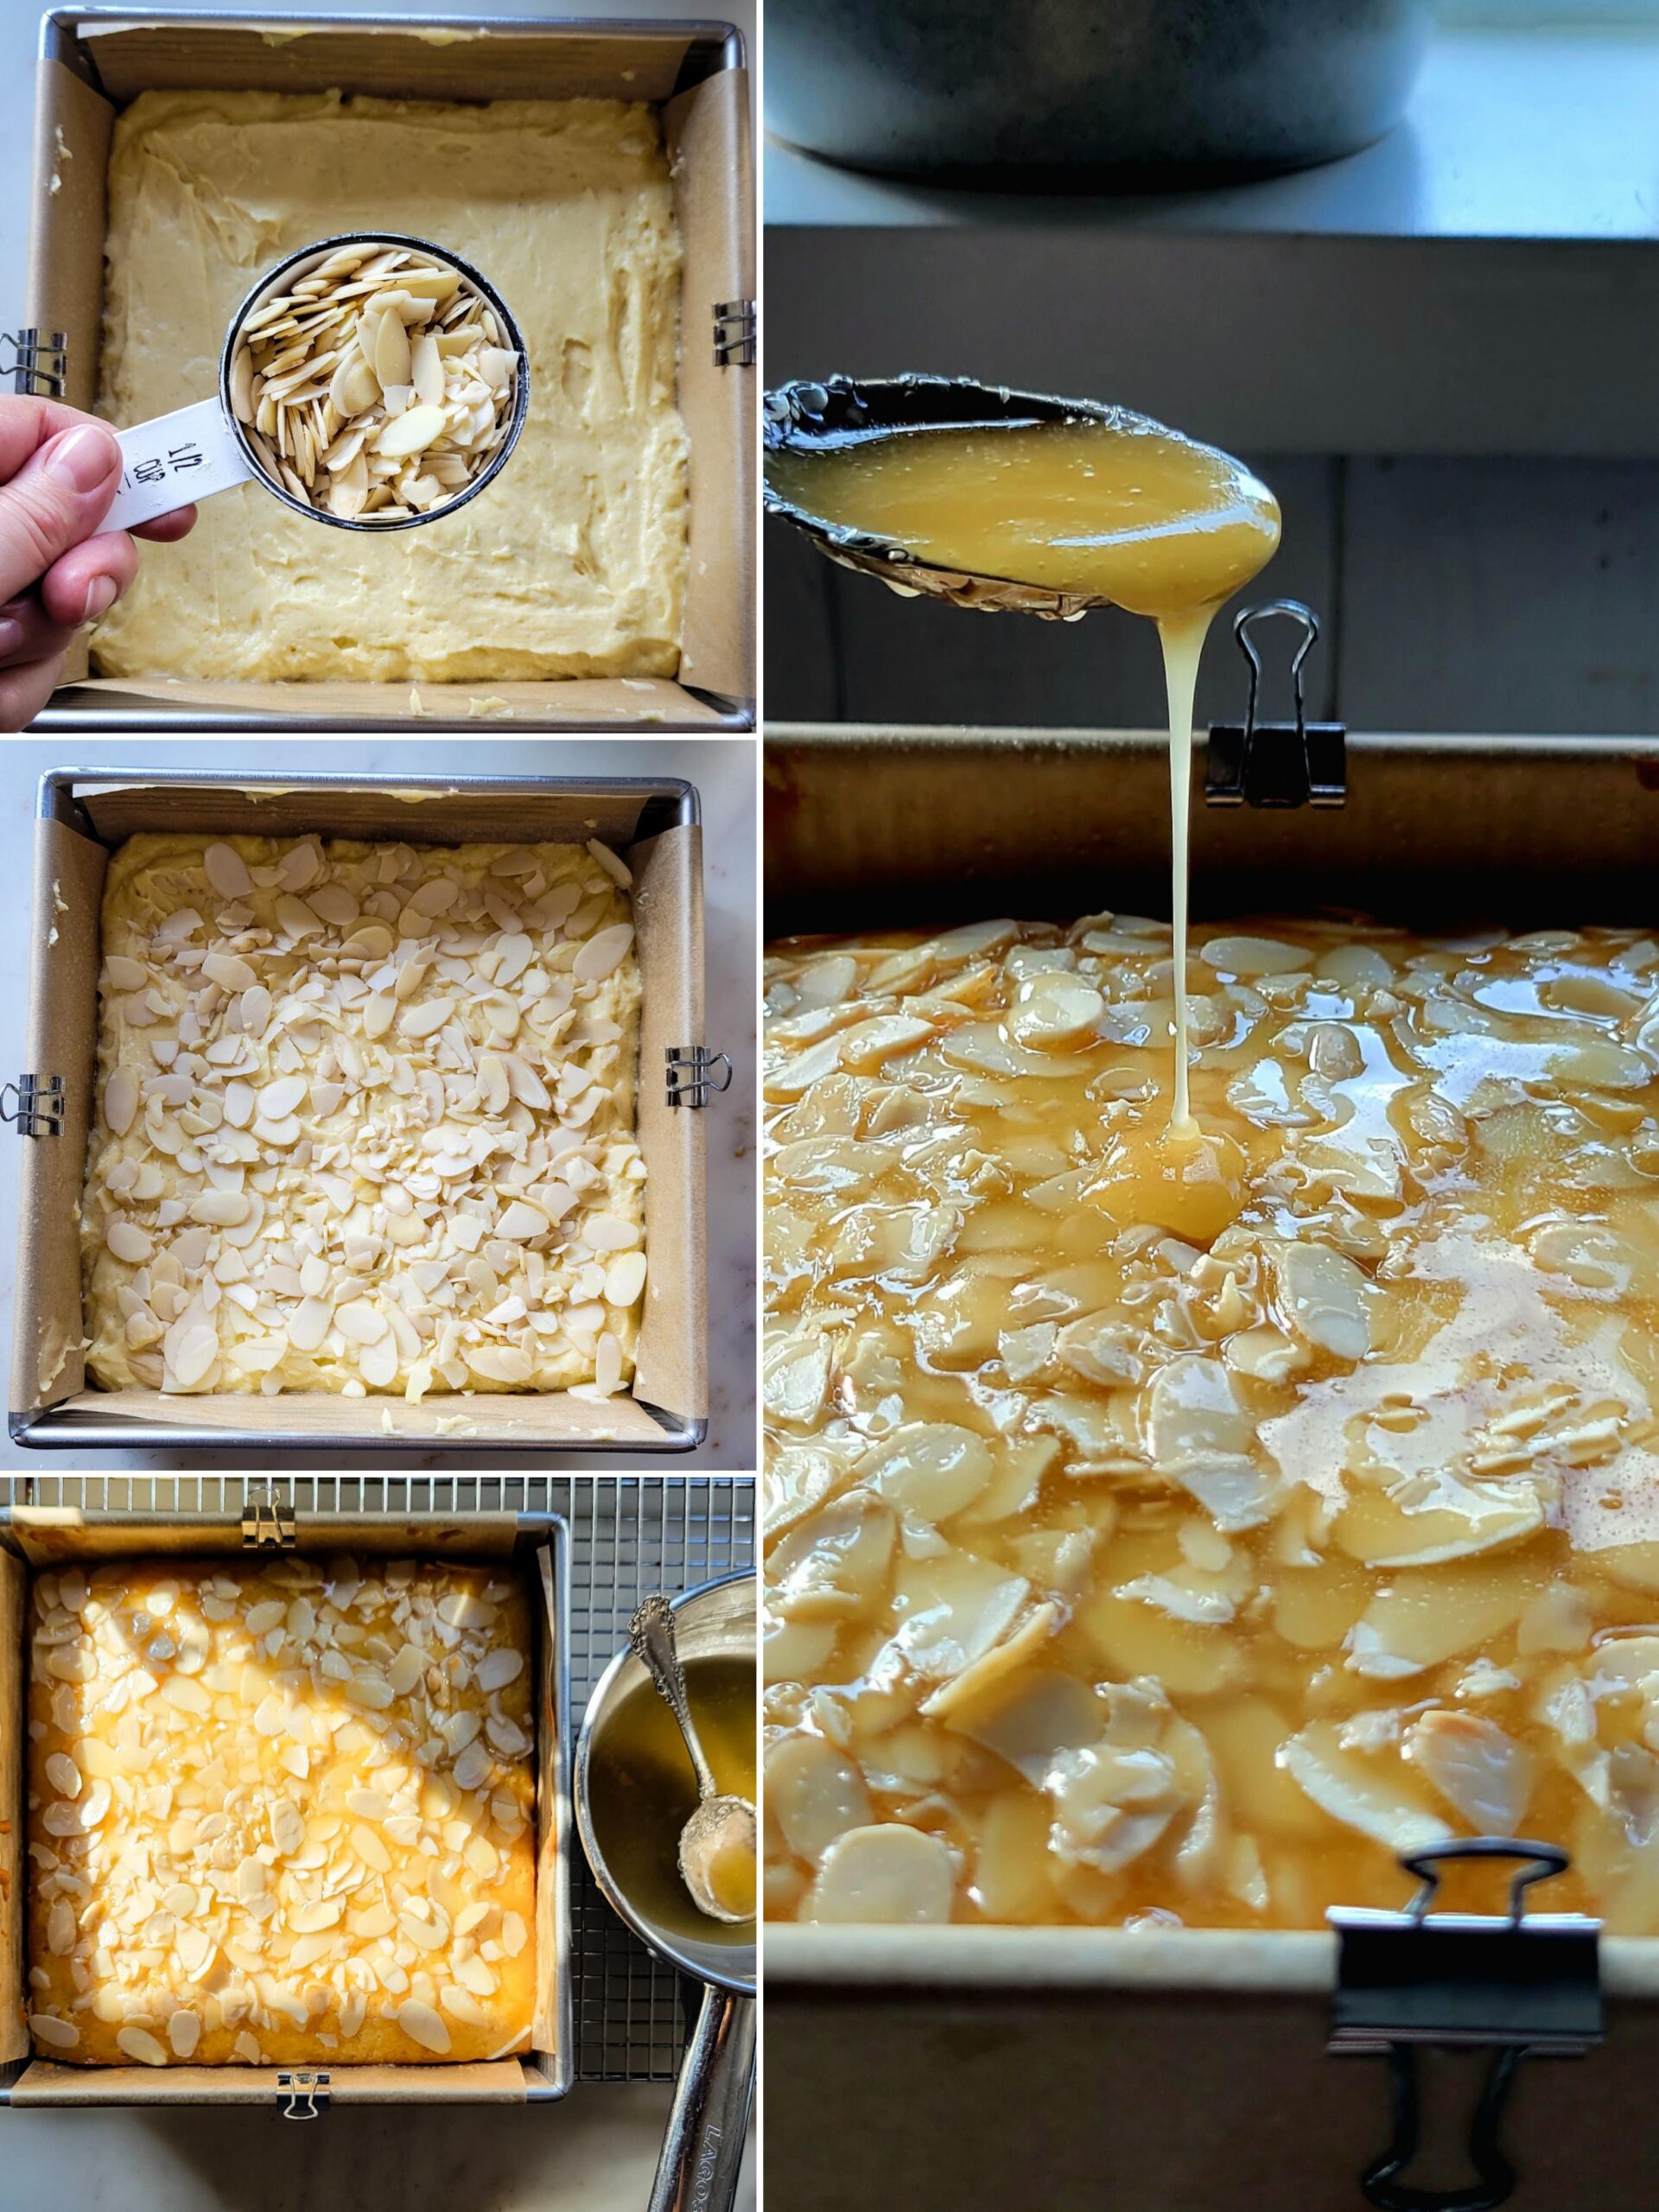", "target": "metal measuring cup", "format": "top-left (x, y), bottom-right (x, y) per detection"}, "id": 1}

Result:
top-left (104, 231), bottom-right (530, 537)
